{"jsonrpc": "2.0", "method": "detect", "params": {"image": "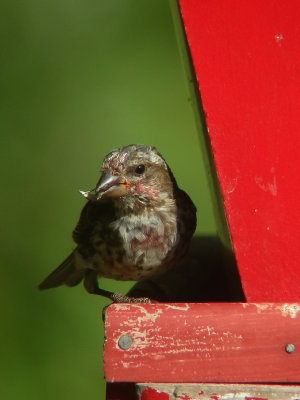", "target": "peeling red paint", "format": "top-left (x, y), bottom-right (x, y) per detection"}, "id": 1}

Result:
top-left (245, 397), bottom-right (268, 400)
top-left (104, 303), bottom-right (300, 383)
top-left (141, 387), bottom-right (169, 400)
top-left (135, 384), bottom-right (300, 400)
top-left (176, 394), bottom-right (190, 400)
